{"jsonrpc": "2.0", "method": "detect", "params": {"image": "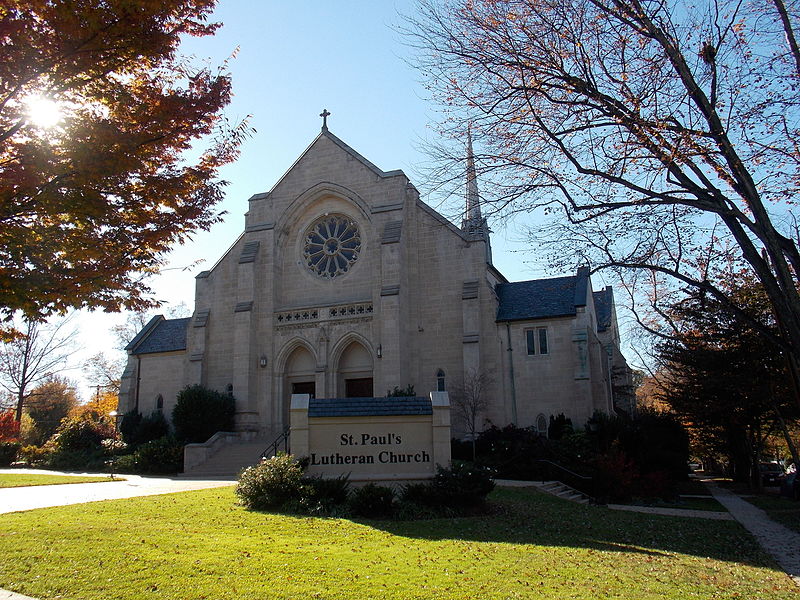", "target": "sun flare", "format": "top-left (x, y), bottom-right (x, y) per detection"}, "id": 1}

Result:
top-left (25, 95), bottom-right (63, 128)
